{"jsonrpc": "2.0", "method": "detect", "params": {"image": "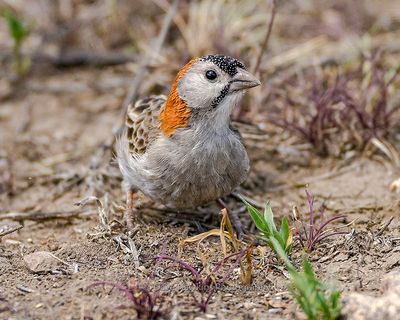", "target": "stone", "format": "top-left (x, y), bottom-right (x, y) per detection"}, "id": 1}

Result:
top-left (342, 271), bottom-right (400, 320)
top-left (23, 251), bottom-right (61, 274)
